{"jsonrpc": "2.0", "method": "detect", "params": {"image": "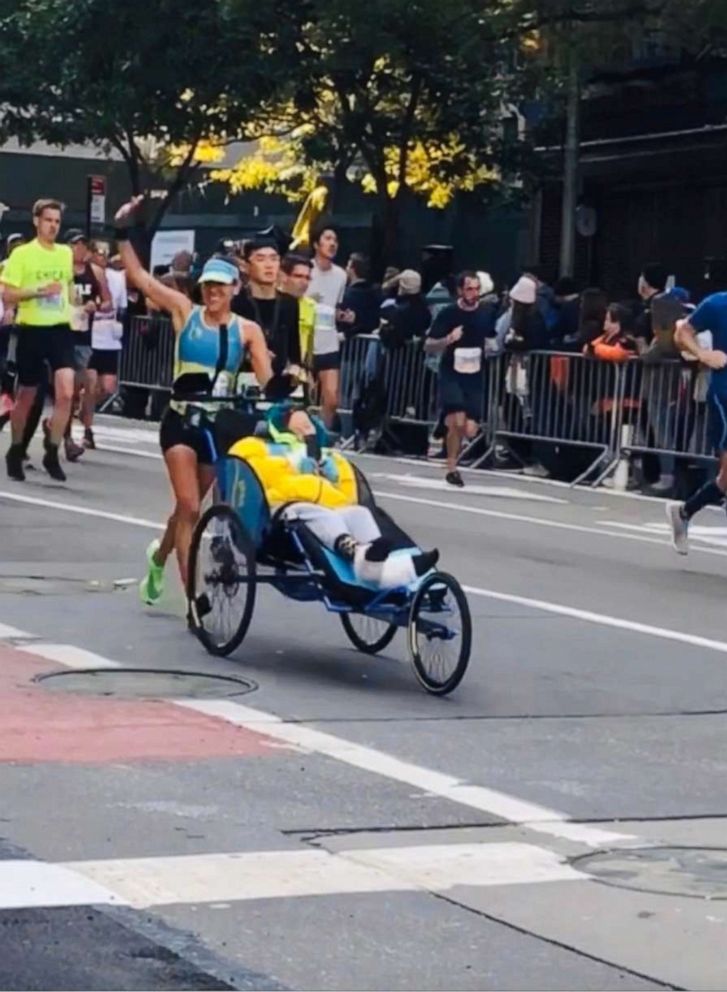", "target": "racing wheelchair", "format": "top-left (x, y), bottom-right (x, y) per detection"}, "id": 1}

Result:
top-left (183, 394), bottom-right (472, 696)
